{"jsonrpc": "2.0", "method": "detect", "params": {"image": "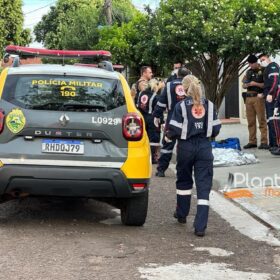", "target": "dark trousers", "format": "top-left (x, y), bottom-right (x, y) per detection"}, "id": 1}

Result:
top-left (175, 137), bottom-right (213, 232)
top-left (144, 114), bottom-right (161, 163)
top-left (145, 115), bottom-right (161, 144)
top-left (274, 118), bottom-right (280, 147)
top-left (265, 100), bottom-right (277, 147)
top-left (157, 138), bottom-right (176, 172)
